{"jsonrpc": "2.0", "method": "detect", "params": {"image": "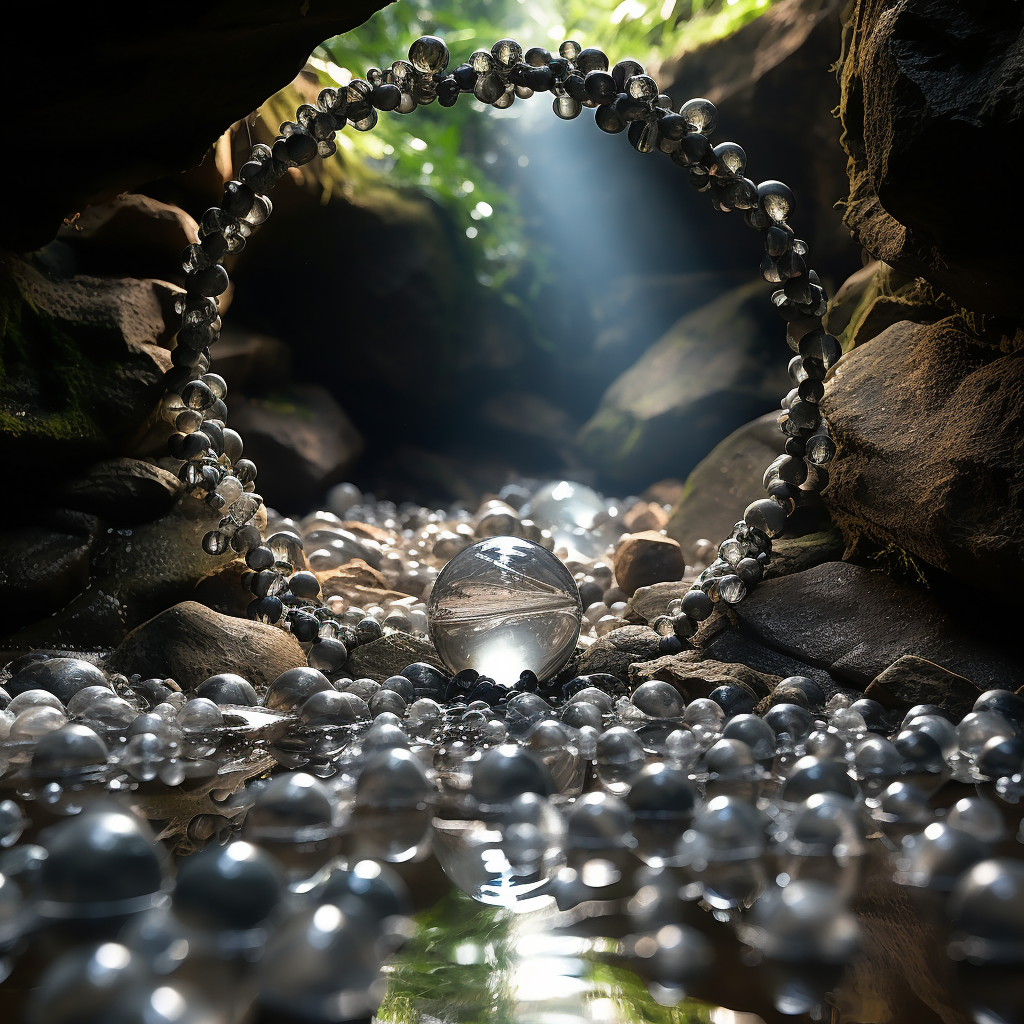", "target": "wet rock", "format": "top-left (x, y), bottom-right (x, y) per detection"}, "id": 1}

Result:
top-left (762, 528), bottom-right (847, 581)
top-left (701, 631), bottom-right (839, 694)
top-left (7, 657), bottom-right (110, 702)
top-left (665, 412), bottom-right (786, 560)
top-left (627, 580), bottom-right (697, 624)
top-left (60, 459), bottom-right (183, 525)
top-left (820, 316), bottom-right (1024, 607)
top-left (839, 0), bottom-right (1024, 316)
top-left (226, 385), bottom-right (364, 510)
top-left (105, 600), bottom-right (305, 690)
top-left (0, 511), bottom-right (98, 629)
top-left (578, 282), bottom-right (792, 491)
top-left (613, 532), bottom-right (687, 597)
top-left (345, 633), bottom-right (446, 682)
top-left (659, 0), bottom-right (854, 274)
top-left (571, 625), bottom-right (662, 681)
top-left (57, 193), bottom-right (199, 282)
top-left (629, 651), bottom-right (777, 702)
top-left (864, 655), bottom-right (982, 720)
top-left (0, 0), bottom-right (393, 250)
top-left (0, 256), bottom-right (176, 470)
top-left (731, 562), bottom-right (1024, 690)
